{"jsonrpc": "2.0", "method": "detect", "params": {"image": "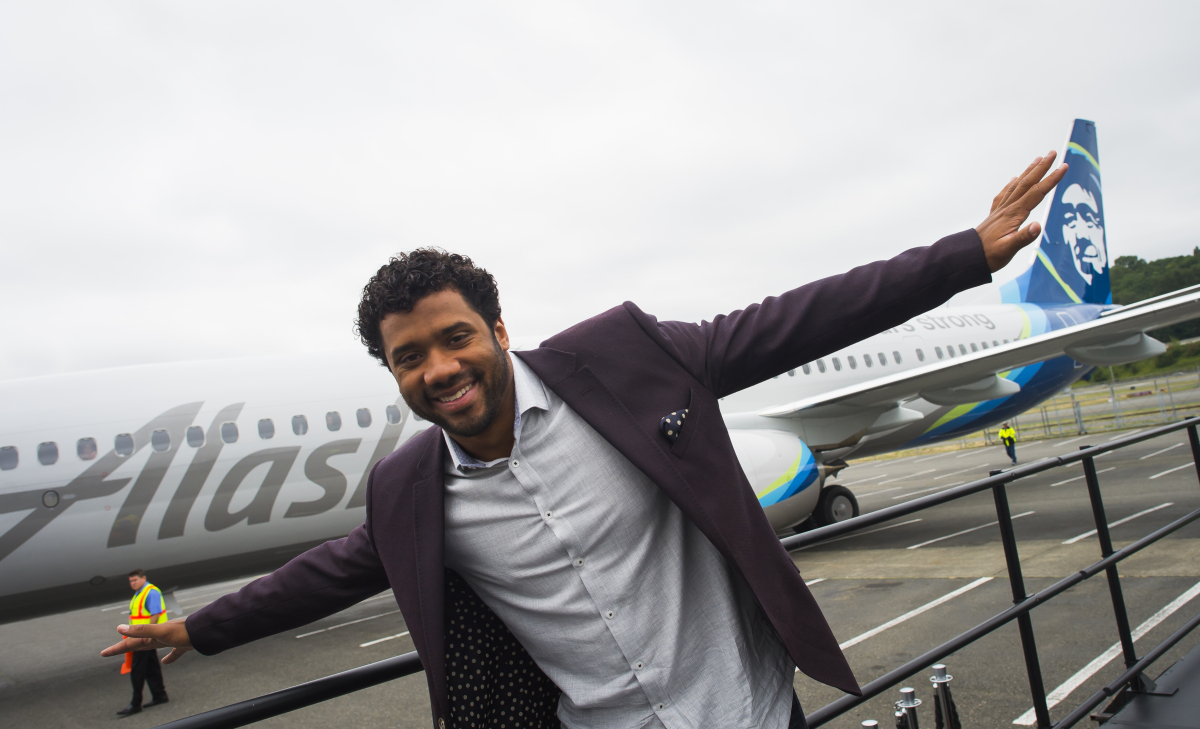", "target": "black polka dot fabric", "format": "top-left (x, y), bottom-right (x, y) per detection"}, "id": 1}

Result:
top-left (444, 569), bottom-right (561, 728)
top-left (659, 409), bottom-right (688, 445)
